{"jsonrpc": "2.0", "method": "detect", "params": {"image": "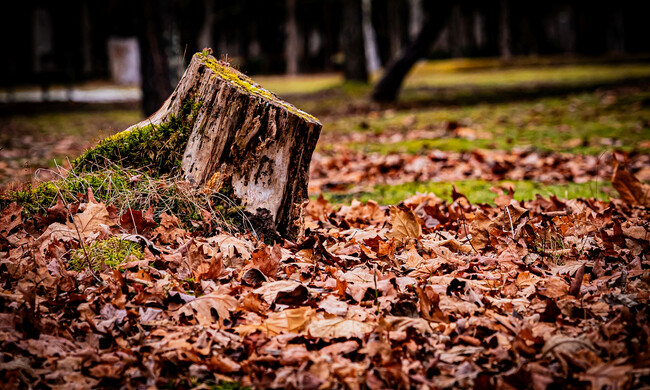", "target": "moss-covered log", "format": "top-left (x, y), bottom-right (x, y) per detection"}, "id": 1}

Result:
top-left (75, 51), bottom-right (322, 239)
